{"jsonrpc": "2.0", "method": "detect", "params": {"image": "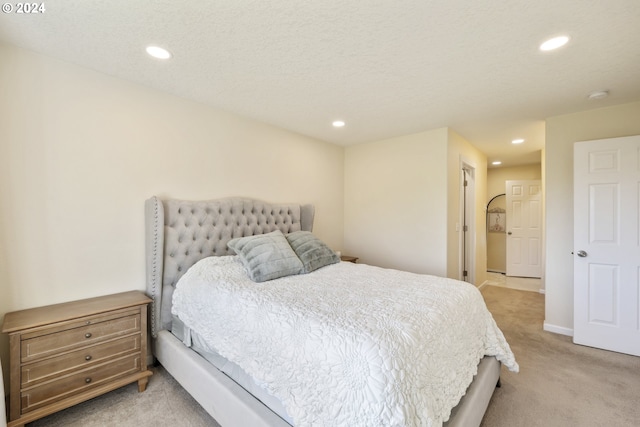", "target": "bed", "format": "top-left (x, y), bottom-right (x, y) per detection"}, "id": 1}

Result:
top-left (144, 196), bottom-right (517, 427)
